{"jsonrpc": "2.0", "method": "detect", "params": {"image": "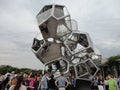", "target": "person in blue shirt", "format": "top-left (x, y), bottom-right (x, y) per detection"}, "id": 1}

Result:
top-left (117, 76), bottom-right (120, 89)
top-left (55, 72), bottom-right (69, 90)
top-left (41, 71), bottom-right (49, 90)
